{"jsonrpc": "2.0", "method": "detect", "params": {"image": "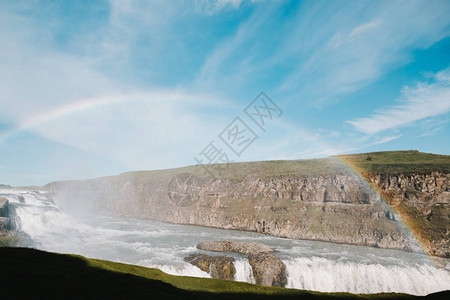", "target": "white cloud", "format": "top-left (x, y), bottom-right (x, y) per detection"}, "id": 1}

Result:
top-left (349, 19), bottom-right (381, 38)
top-left (286, 0), bottom-right (450, 101)
top-left (195, 0), bottom-right (262, 14)
top-left (347, 68), bottom-right (450, 134)
top-left (0, 9), bottom-right (114, 124)
top-left (0, 3), bottom-right (233, 172)
top-left (194, 1), bottom-right (277, 91)
top-left (368, 135), bottom-right (402, 145)
top-left (192, 0), bottom-right (450, 106)
top-left (30, 92), bottom-right (231, 170)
